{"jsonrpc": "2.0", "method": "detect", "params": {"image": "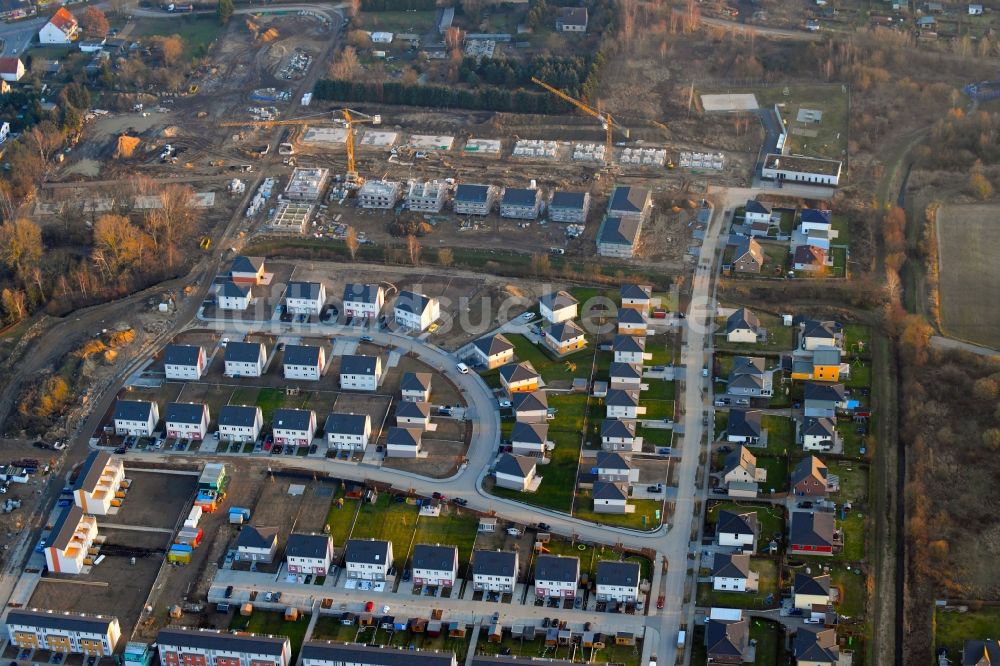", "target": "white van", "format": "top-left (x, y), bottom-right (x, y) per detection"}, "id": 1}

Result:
top-left (456, 362), bottom-right (470, 374)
